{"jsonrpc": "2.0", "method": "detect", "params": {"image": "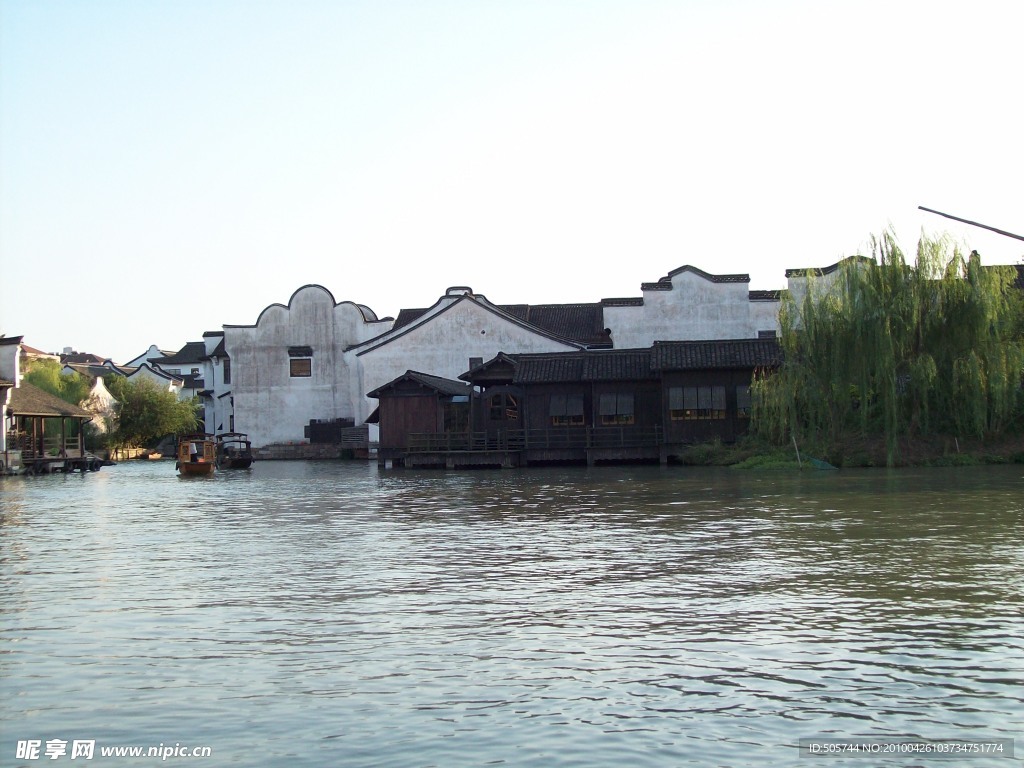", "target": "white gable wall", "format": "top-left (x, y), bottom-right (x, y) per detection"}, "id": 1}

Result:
top-left (127, 364), bottom-right (183, 394)
top-left (354, 297), bottom-right (579, 424)
top-left (224, 286), bottom-right (393, 447)
top-left (200, 333), bottom-right (233, 434)
top-left (124, 344), bottom-right (169, 368)
top-left (0, 341), bottom-right (20, 385)
top-left (606, 271), bottom-right (773, 347)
